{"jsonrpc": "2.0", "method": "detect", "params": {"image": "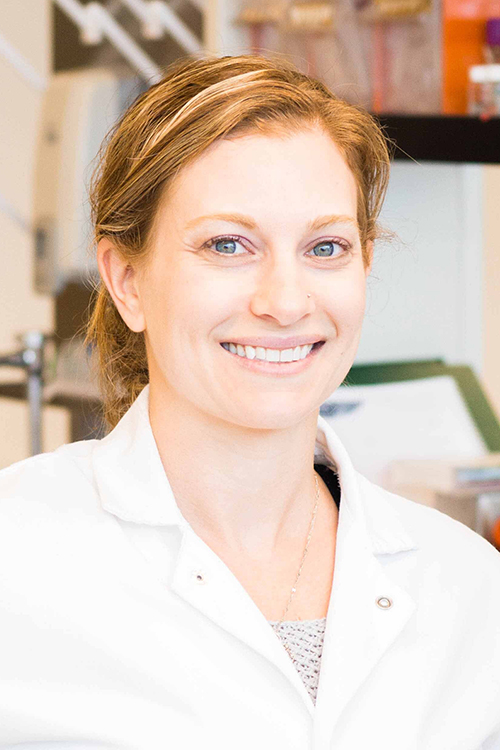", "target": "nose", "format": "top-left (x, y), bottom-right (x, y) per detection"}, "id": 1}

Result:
top-left (249, 256), bottom-right (315, 326)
